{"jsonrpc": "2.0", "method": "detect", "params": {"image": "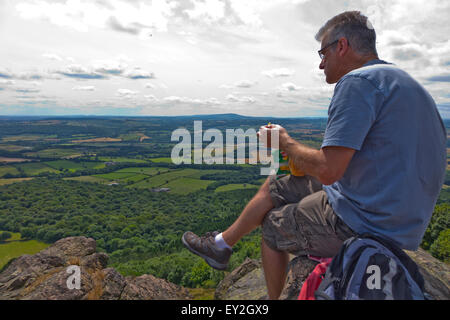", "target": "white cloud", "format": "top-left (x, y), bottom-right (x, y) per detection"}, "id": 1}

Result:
top-left (226, 94), bottom-right (256, 103)
top-left (50, 61), bottom-right (155, 81)
top-left (228, 0), bottom-right (264, 29)
top-left (42, 53), bottom-right (63, 61)
top-left (15, 86), bottom-right (41, 94)
top-left (125, 68), bottom-right (155, 80)
top-left (0, 79), bottom-right (16, 86)
top-left (54, 64), bottom-right (105, 79)
top-left (274, 82), bottom-right (334, 107)
top-left (234, 80), bottom-right (256, 88)
top-left (278, 82), bottom-right (302, 92)
top-left (261, 68), bottom-right (295, 78)
top-left (391, 46), bottom-right (424, 61)
top-left (93, 60), bottom-right (128, 75)
top-left (73, 86), bottom-right (96, 91)
top-left (205, 97), bottom-right (221, 105)
top-left (161, 95), bottom-right (222, 106)
top-left (15, 0), bottom-right (172, 34)
top-left (185, 0), bottom-right (226, 24)
top-left (3, 0), bottom-right (449, 117)
top-left (163, 96), bottom-right (185, 103)
top-left (16, 72), bottom-right (45, 80)
top-left (0, 67), bottom-right (14, 79)
top-left (144, 94), bottom-right (158, 101)
top-left (0, 67), bottom-right (45, 81)
top-left (220, 80), bottom-right (257, 89)
top-left (117, 89), bottom-right (139, 98)
top-left (16, 0), bottom-right (92, 32)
